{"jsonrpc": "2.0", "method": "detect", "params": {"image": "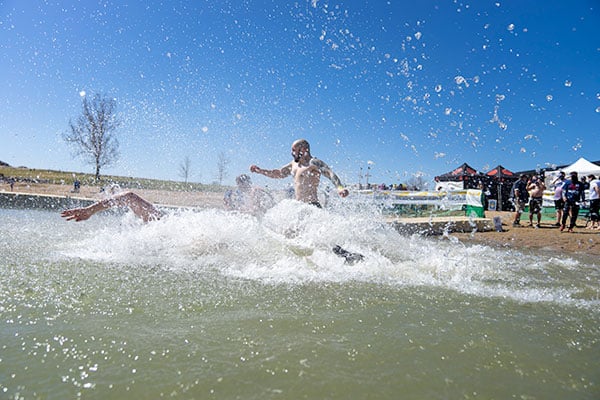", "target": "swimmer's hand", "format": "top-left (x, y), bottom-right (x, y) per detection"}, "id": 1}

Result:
top-left (61, 207), bottom-right (93, 222)
top-left (249, 165), bottom-right (261, 173)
